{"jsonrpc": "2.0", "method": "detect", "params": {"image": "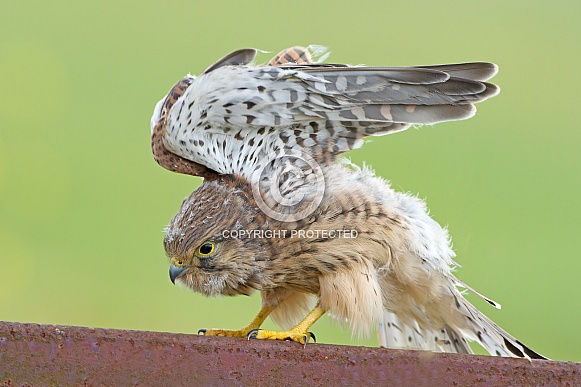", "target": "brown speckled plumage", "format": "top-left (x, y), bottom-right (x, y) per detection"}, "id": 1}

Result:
top-left (151, 78), bottom-right (217, 179)
top-left (152, 46), bottom-right (545, 358)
